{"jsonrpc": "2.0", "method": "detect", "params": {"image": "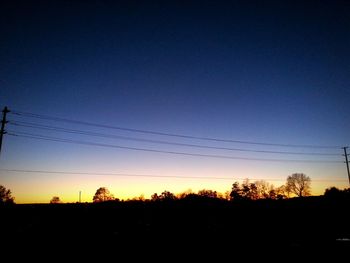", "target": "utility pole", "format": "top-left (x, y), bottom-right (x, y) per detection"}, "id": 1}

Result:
top-left (79, 191), bottom-right (81, 203)
top-left (0, 106), bottom-right (10, 155)
top-left (343, 147), bottom-right (350, 185)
